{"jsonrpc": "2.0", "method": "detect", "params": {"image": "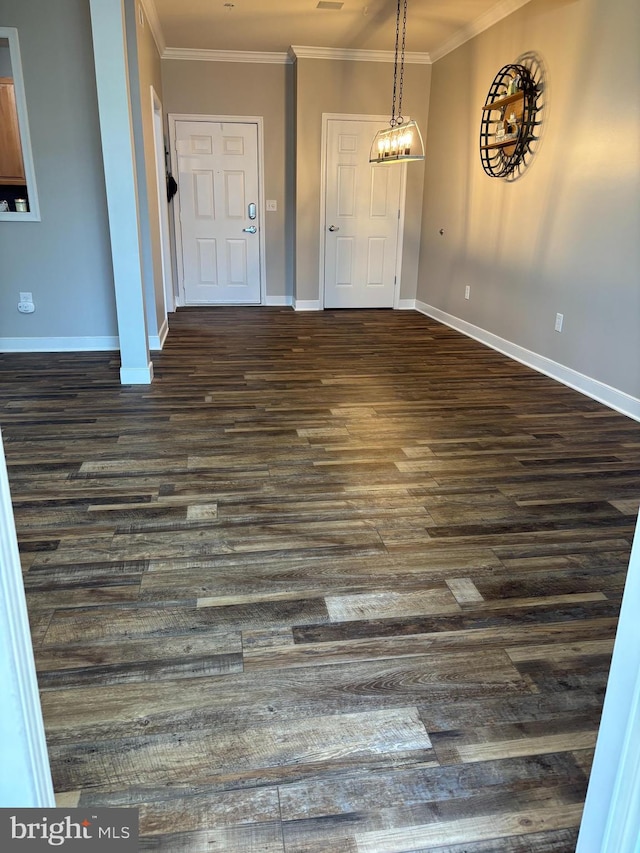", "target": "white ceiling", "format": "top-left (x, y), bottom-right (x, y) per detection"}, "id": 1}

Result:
top-left (148, 0), bottom-right (531, 60)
